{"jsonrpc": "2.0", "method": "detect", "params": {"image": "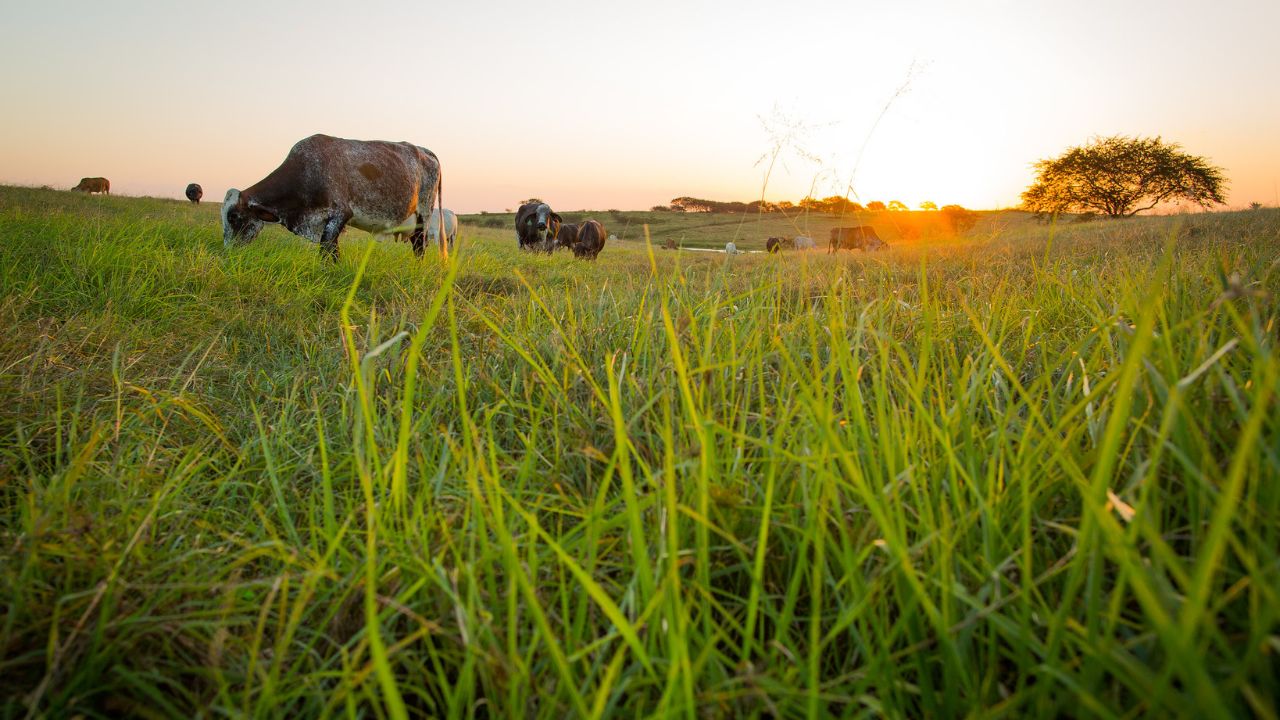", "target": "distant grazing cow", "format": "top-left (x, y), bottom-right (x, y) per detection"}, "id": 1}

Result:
top-left (185, 183), bottom-right (203, 204)
top-left (573, 220), bottom-right (606, 259)
top-left (662, 237), bottom-right (679, 250)
top-left (427, 208), bottom-right (458, 251)
top-left (221, 134), bottom-right (443, 261)
top-left (828, 226), bottom-right (887, 253)
top-left (554, 222), bottom-right (580, 250)
top-left (794, 236), bottom-right (817, 250)
top-left (393, 208), bottom-right (457, 250)
top-left (515, 202), bottom-right (562, 252)
top-left (725, 242), bottom-right (740, 254)
top-left (72, 177), bottom-right (110, 194)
